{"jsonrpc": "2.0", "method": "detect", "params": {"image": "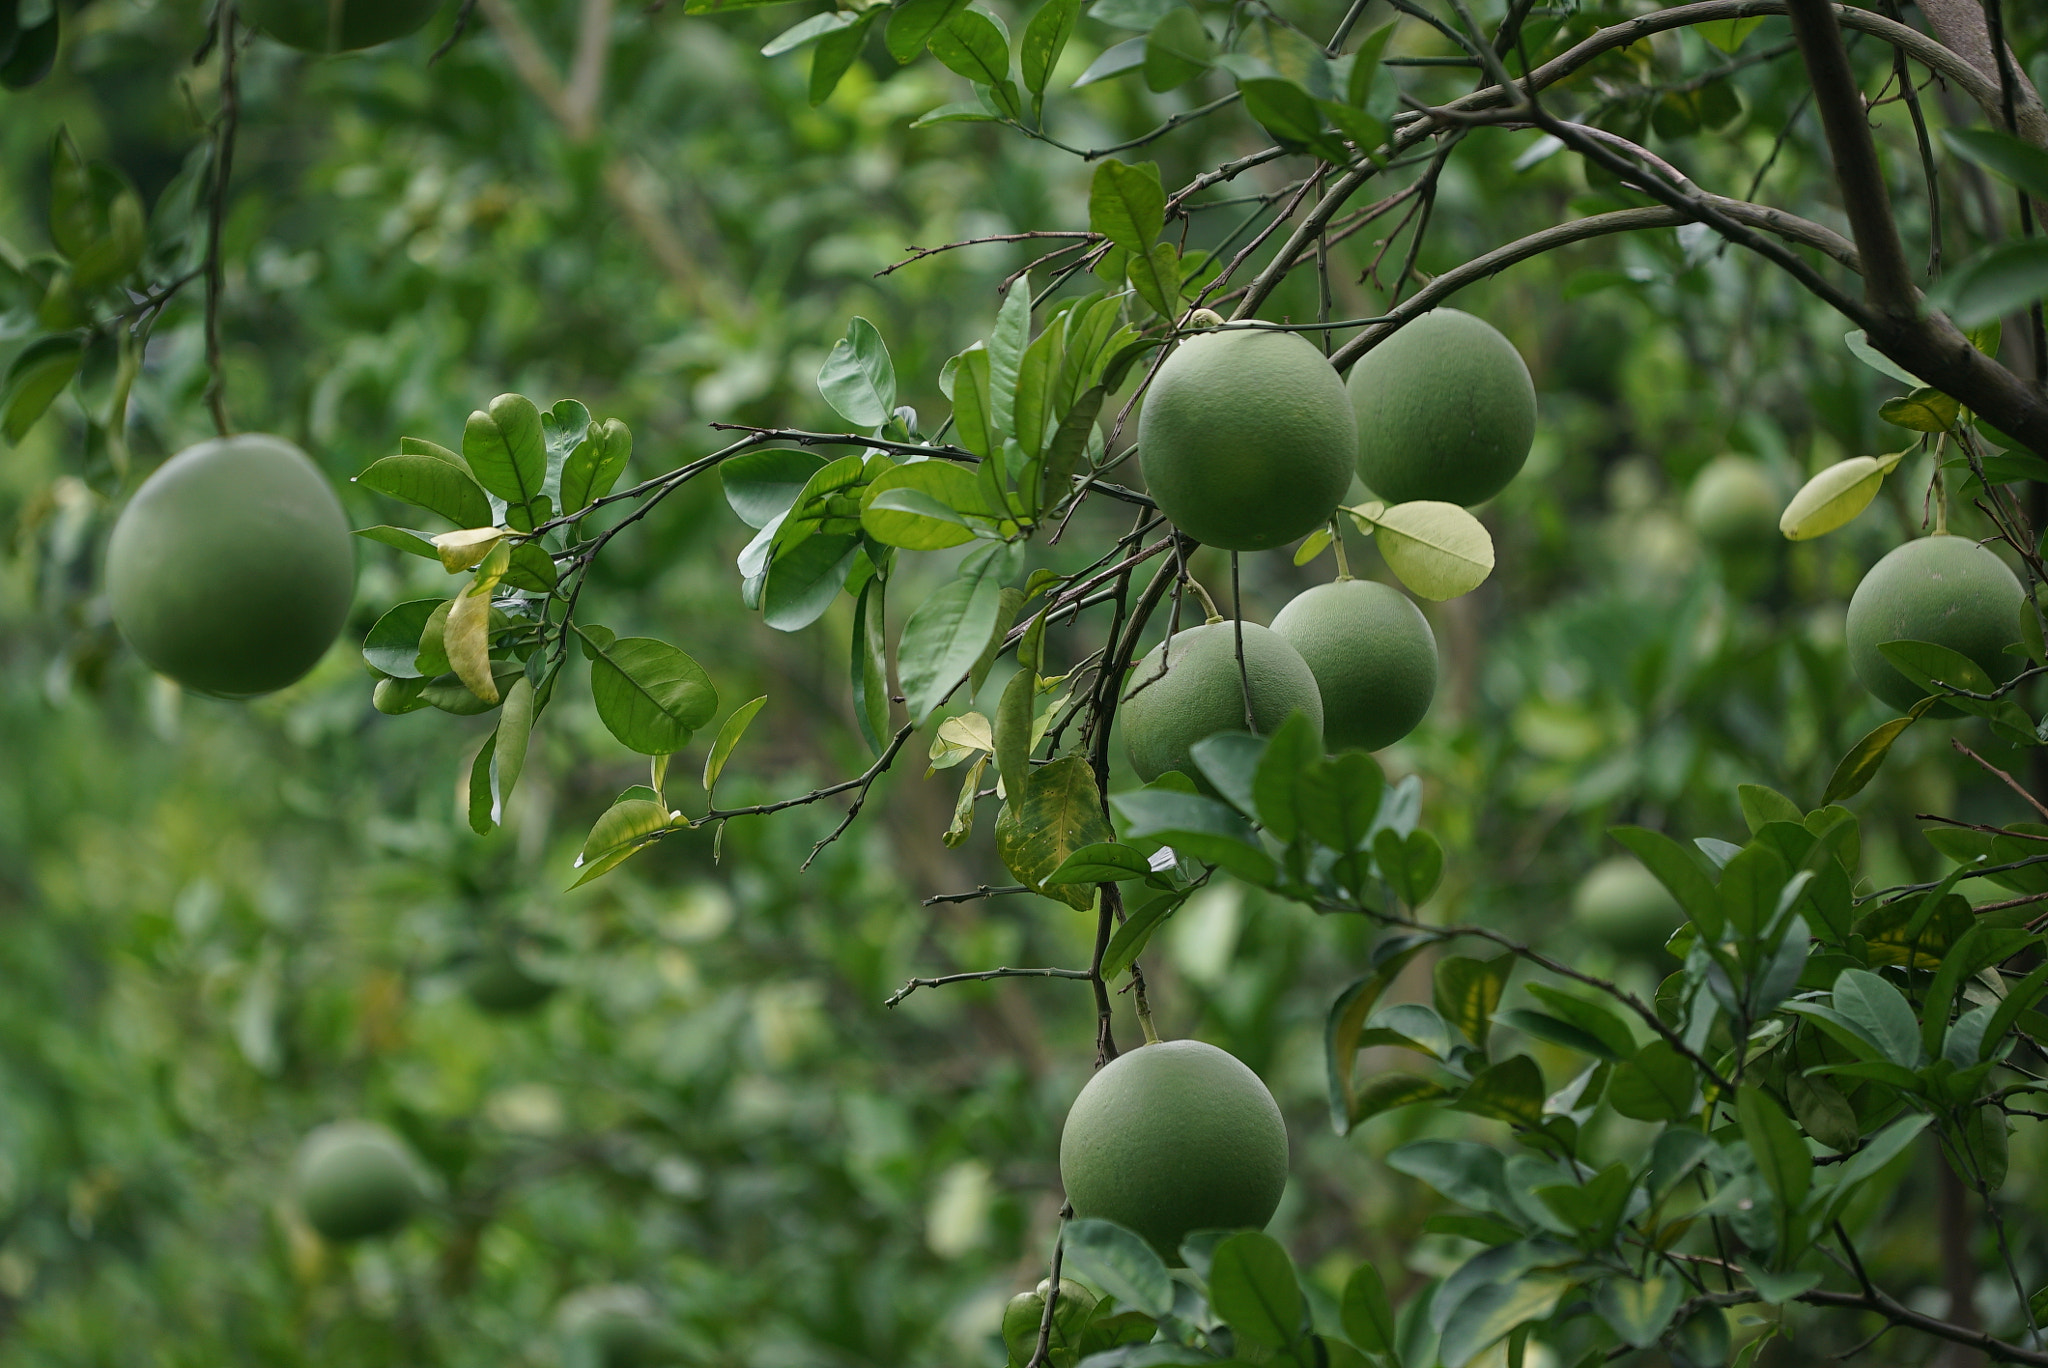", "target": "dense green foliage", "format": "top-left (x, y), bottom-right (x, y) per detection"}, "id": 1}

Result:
top-left (6, 0), bottom-right (2048, 1365)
